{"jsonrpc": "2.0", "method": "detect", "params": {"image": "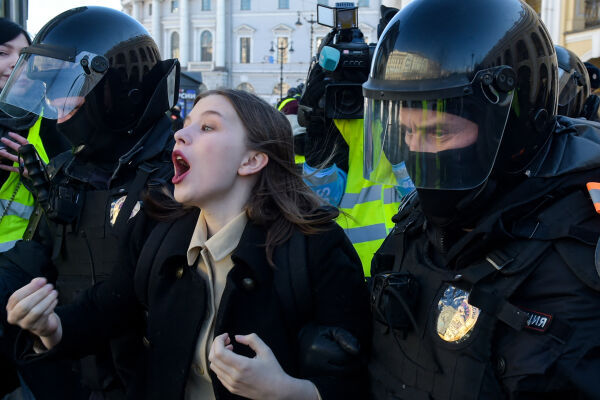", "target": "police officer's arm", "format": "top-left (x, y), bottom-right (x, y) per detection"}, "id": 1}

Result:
top-left (6, 210), bottom-right (153, 358)
top-left (303, 223), bottom-right (371, 399)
